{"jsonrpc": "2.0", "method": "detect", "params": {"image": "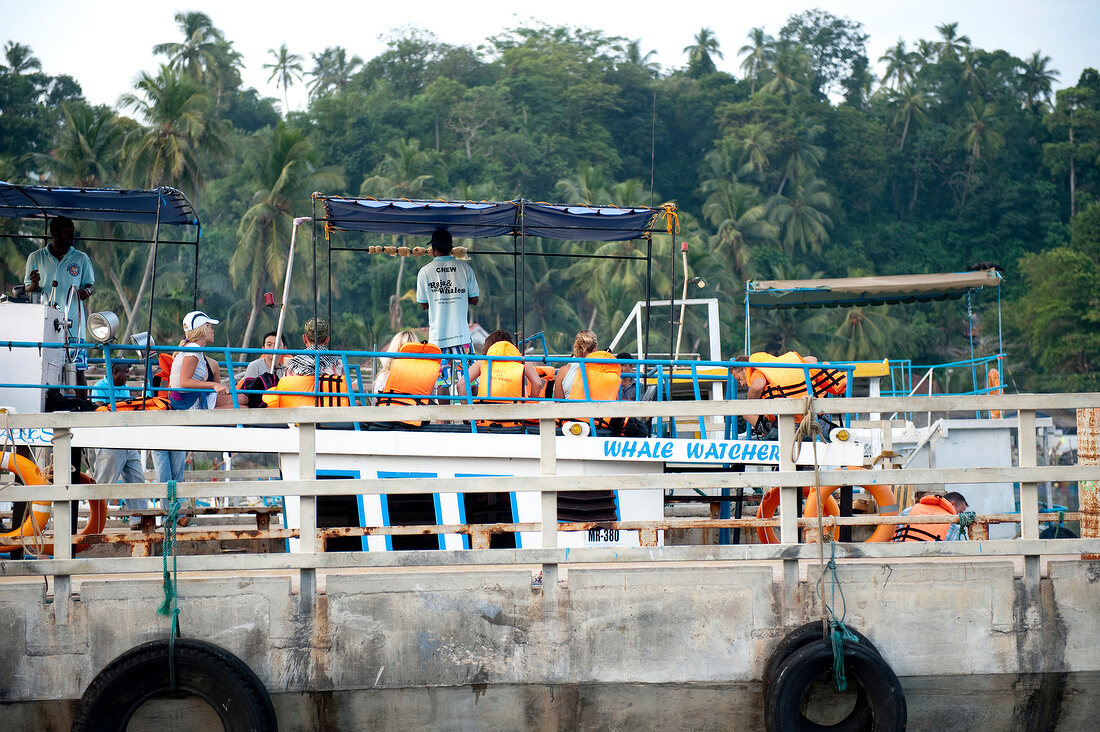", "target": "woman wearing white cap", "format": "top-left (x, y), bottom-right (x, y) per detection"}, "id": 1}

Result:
top-left (169, 311), bottom-right (246, 410)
